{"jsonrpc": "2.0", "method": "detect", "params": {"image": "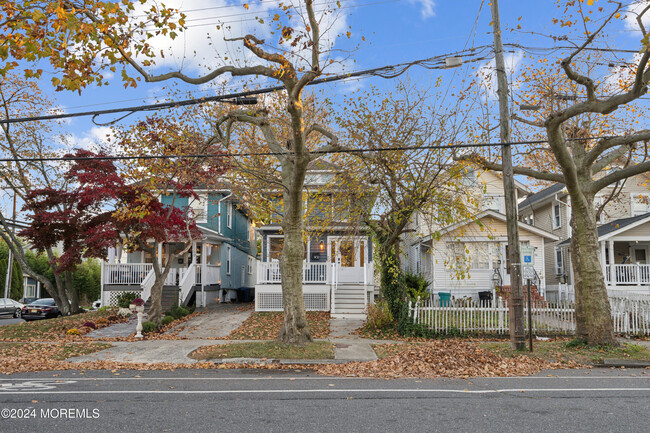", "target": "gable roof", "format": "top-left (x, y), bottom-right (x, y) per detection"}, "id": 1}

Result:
top-left (428, 209), bottom-right (559, 241)
top-left (518, 183), bottom-right (566, 211)
top-left (558, 212), bottom-right (650, 246)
